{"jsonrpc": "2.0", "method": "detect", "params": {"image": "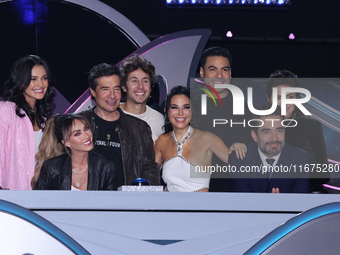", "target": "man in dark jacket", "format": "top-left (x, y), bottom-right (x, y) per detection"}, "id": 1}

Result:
top-left (80, 63), bottom-right (159, 187)
top-left (229, 106), bottom-right (310, 193)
